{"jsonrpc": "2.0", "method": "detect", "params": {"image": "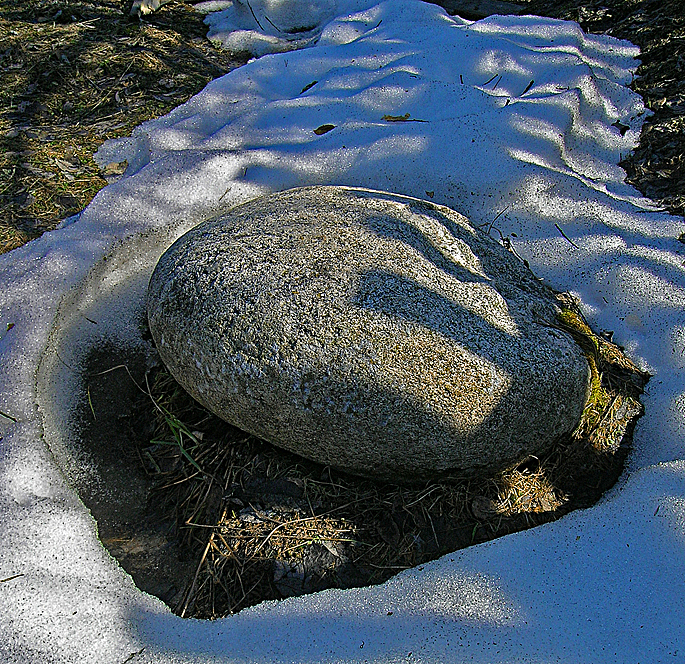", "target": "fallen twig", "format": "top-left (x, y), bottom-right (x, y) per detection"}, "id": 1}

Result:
top-left (554, 222), bottom-right (579, 248)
